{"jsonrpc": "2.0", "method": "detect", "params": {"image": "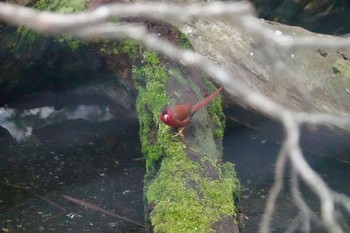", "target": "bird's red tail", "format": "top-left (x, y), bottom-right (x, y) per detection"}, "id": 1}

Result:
top-left (191, 87), bottom-right (223, 114)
